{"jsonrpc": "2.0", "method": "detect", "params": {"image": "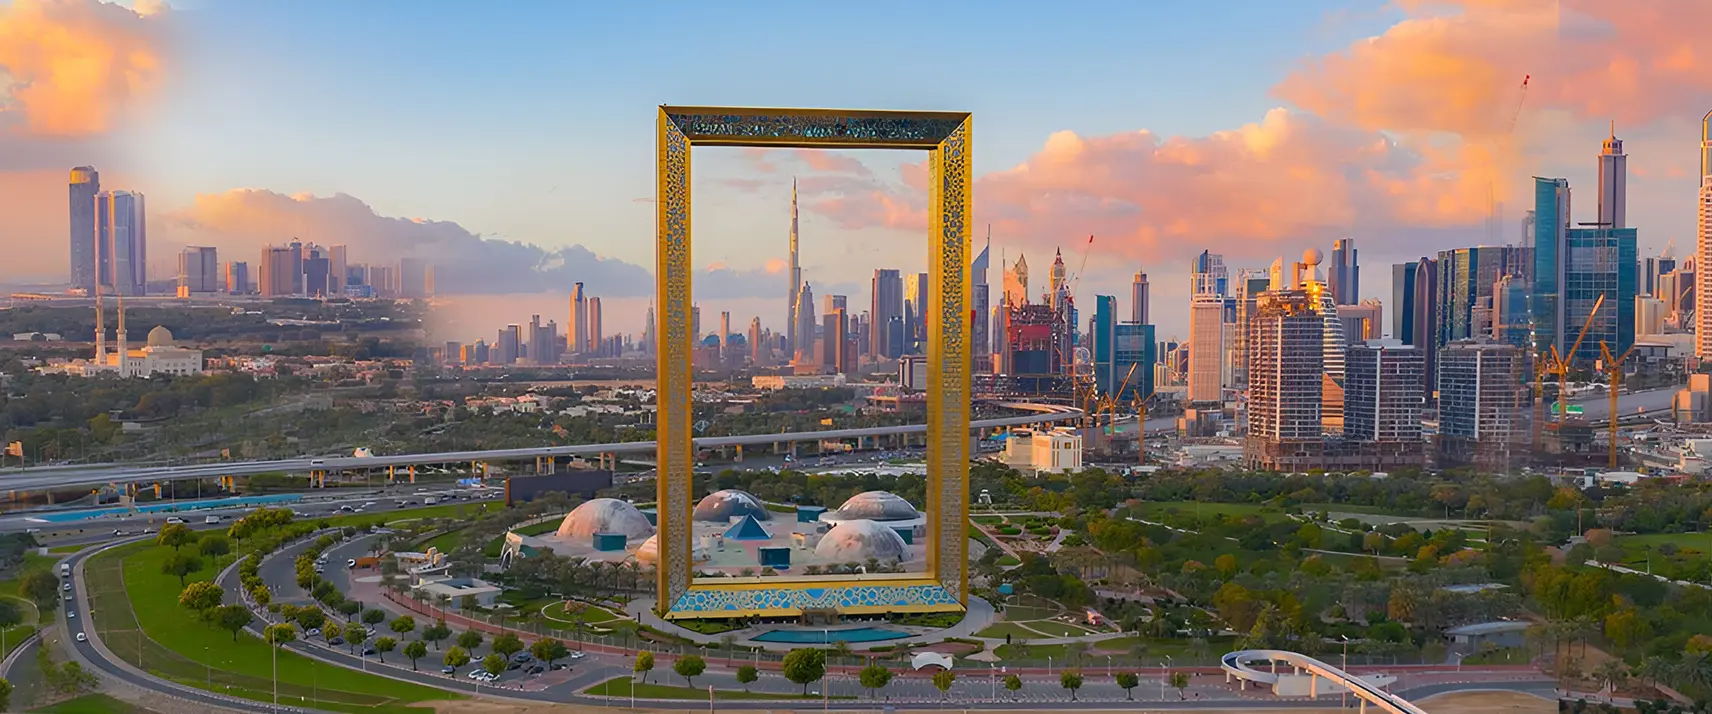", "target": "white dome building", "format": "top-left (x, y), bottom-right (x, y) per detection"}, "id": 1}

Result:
top-left (819, 491), bottom-right (921, 524)
top-left (693, 489), bottom-right (771, 522)
top-left (814, 520), bottom-right (908, 564)
top-left (632, 534), bottom-right (659, 566)
top-left (555, 498), bottom-right (654, 540)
